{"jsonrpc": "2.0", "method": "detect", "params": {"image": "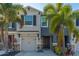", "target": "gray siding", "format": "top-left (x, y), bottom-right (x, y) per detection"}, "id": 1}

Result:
top-left (52, 33), bottom-right (58, 43)
top-left (41, 27), bottom-right (50, 36)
